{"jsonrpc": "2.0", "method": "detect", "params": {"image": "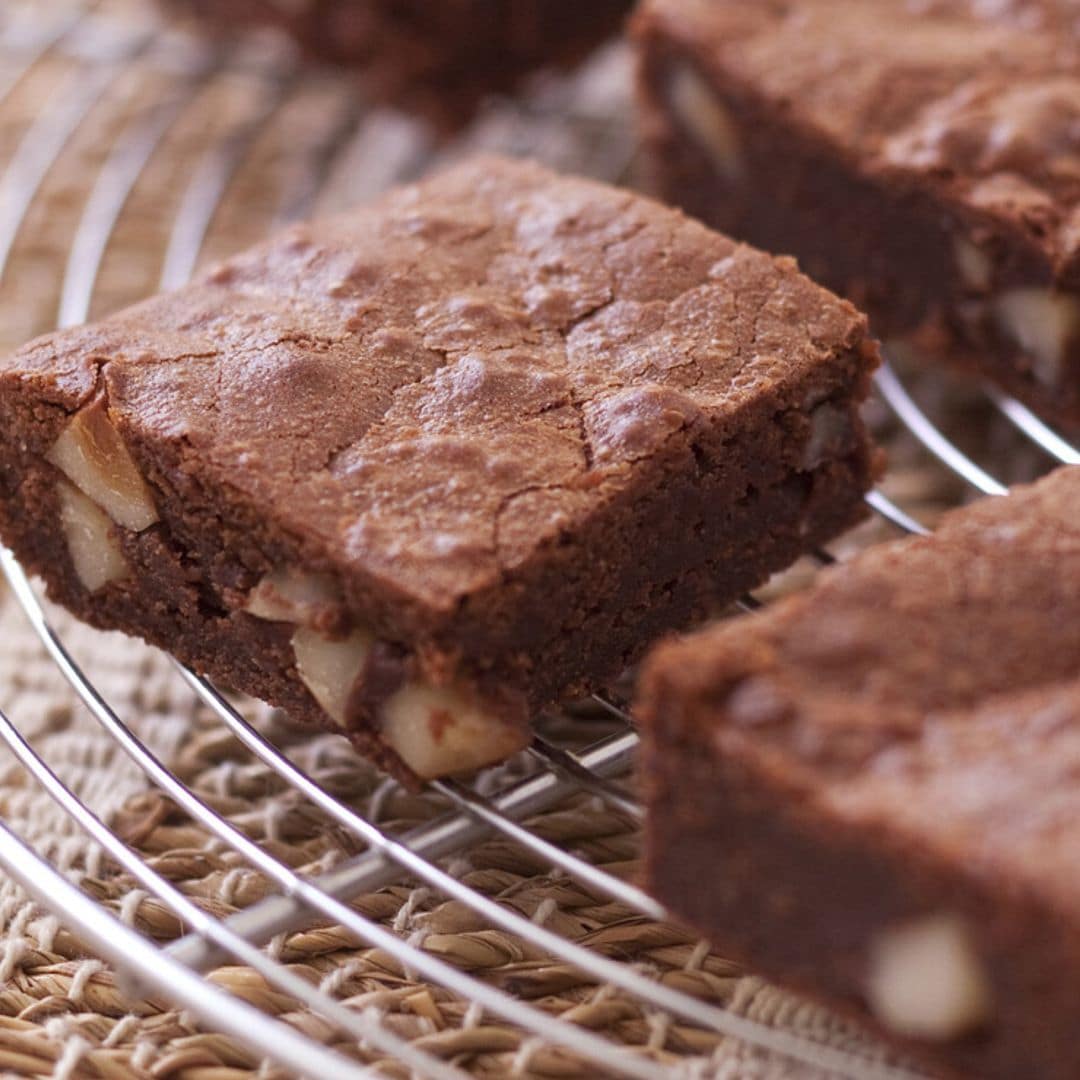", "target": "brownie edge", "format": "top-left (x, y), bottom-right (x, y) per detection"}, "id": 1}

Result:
top-left (636, 465), bottom-right (1080, 1080)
